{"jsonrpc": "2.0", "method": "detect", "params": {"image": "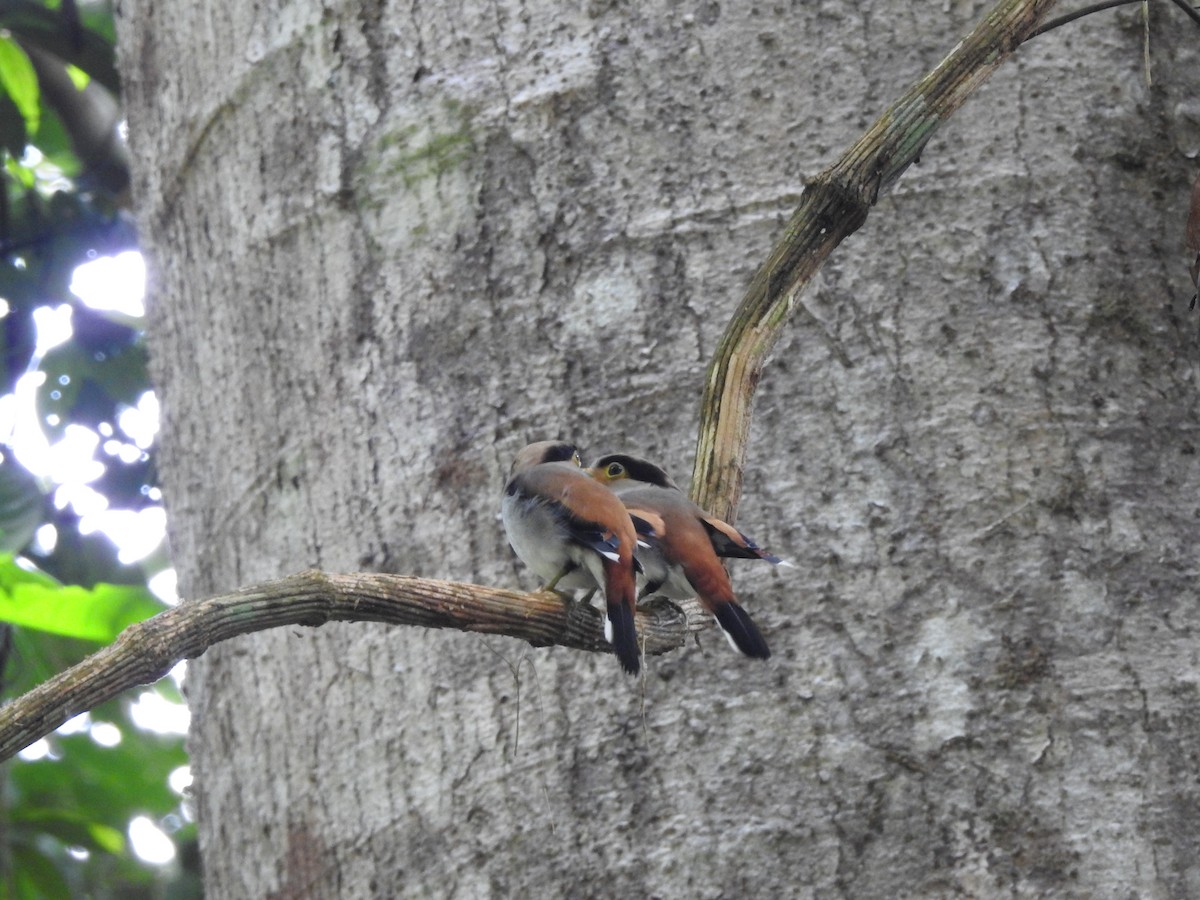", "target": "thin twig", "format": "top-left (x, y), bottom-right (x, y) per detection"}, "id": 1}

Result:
top-left (1143, 1), bottom-right (1152, 88)
top-left (1029, 0), bottom-right (1200, 39)
top-left (1168, 0), bottom-right (1200, 27)
top-left (1029, 0), bottom-right (1141, 38)
top-left (0, 571), bottom-right (710, 761)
